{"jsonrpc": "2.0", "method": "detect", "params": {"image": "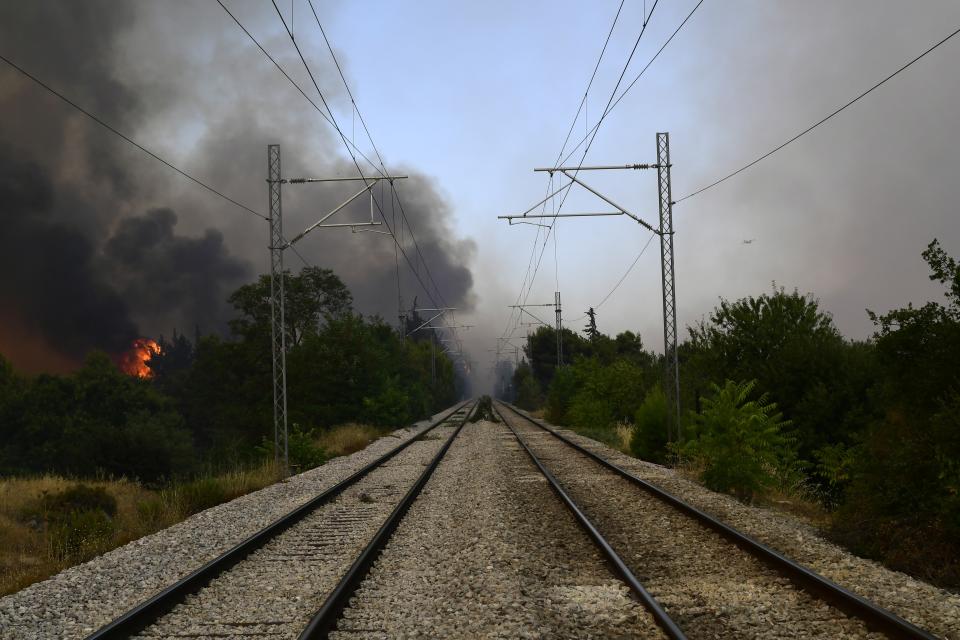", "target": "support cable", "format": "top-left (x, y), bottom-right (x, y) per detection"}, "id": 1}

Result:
top-left (676, 23), bottom-right (960, 203)
top-left (268, 0), bottom-right (449, 316)
top-left (304, 0), bottom-right (452, 310)
top-left (0, 52), bottom-right (266, 221)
